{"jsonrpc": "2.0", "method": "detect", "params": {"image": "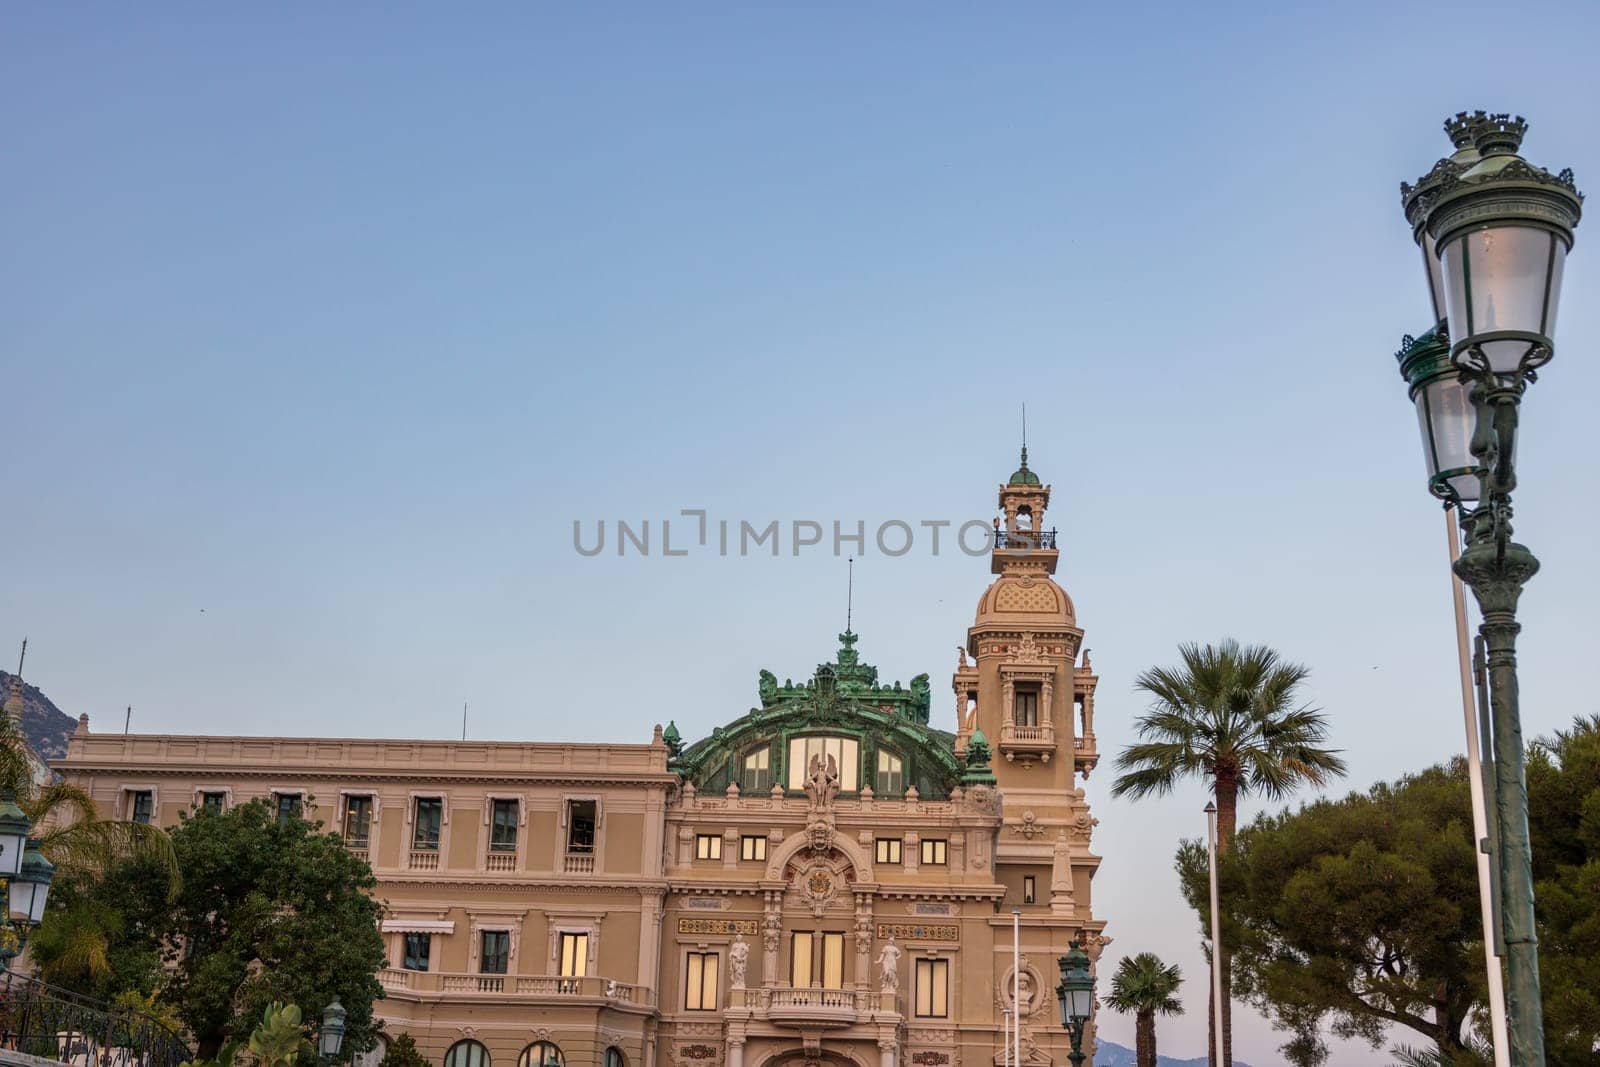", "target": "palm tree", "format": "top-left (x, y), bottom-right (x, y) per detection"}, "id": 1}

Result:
top-left (1111, 639), bottom-right (1346, 1067)
top-left (1104, 953), bottom-right (1184, 1067)
top-left (0, 713), bottom-right (178, 988)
